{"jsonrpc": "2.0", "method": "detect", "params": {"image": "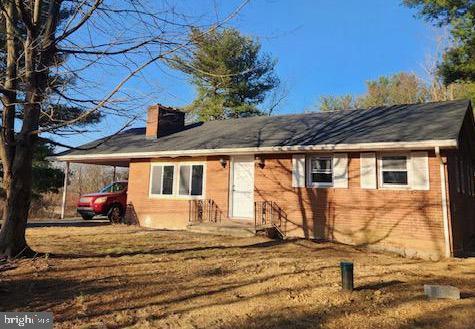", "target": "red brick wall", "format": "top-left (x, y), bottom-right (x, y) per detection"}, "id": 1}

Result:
top-left (127, 156), bottom-right (229, 229)
top-left (205, 156), bottom-right (230, 217)
top-left (254, 152), bottom-right (446, 259)
top-left (127, 152), bottom-right (448, 259)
